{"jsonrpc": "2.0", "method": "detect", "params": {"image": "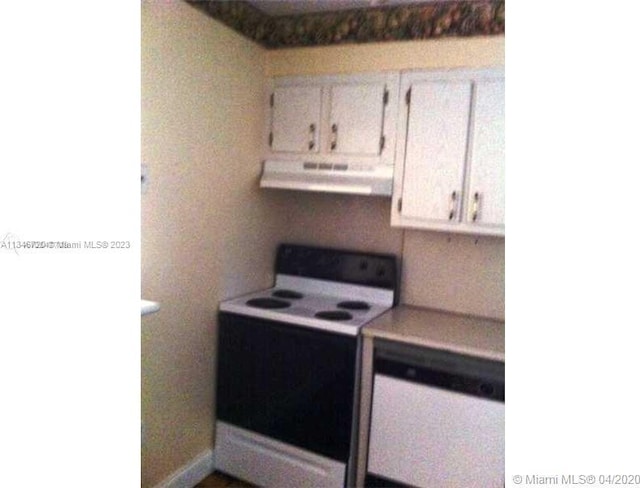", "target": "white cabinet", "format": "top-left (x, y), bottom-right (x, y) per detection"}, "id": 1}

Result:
top-left (271, 85), bottom-right (322, 153)
top-left (391, 69), bottom-right (504, 236)
top-left (265, 73), bottom-right (399, 166)
top-left (467, 80), bottom-right (505, 227)
top-left (400, 81), bottom-right (472, 222)
top-left (328, 82), bottom-right (387, 156)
